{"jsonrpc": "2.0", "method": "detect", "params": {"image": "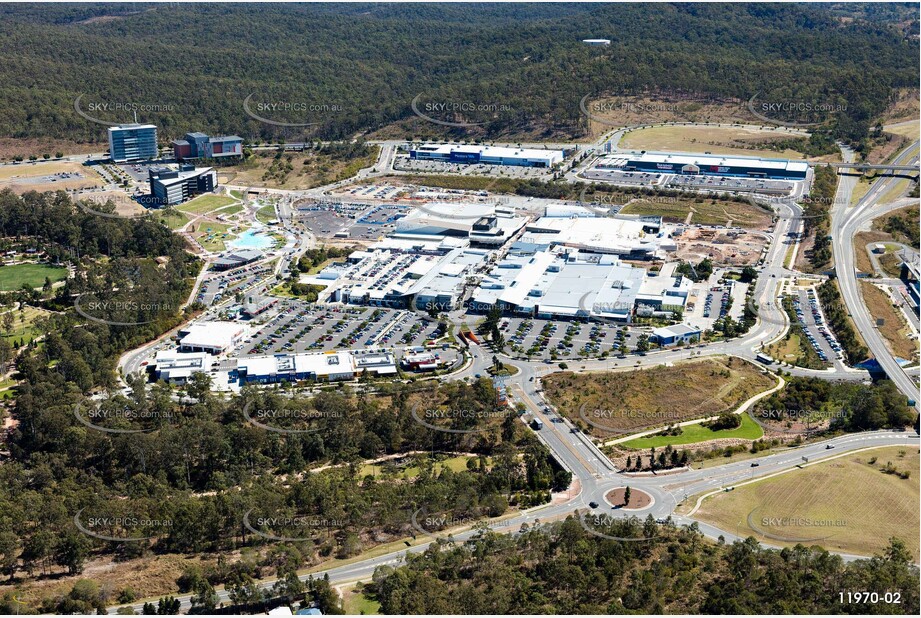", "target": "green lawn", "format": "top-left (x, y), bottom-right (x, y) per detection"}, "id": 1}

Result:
top-left (215, 203), bottom-right (244, 216)
top-left (342, 587), bottom-right (381, 615)
top-left (177, 194), bottom-right (237, 215)
top-left (0, 263), bottom-right (67, 291)
top-left (192, 222), bottom-right (235, 252)
top-left (0, 306), bottom-right (51, 342)
top-left (622, 413), bottom-right (763, 449)
top-left (154, 210), bottom-right (190, 230)
top-left (256, 204), bottom-right (277, 224)
top-left (359, 455), bottom-right (479, 479)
